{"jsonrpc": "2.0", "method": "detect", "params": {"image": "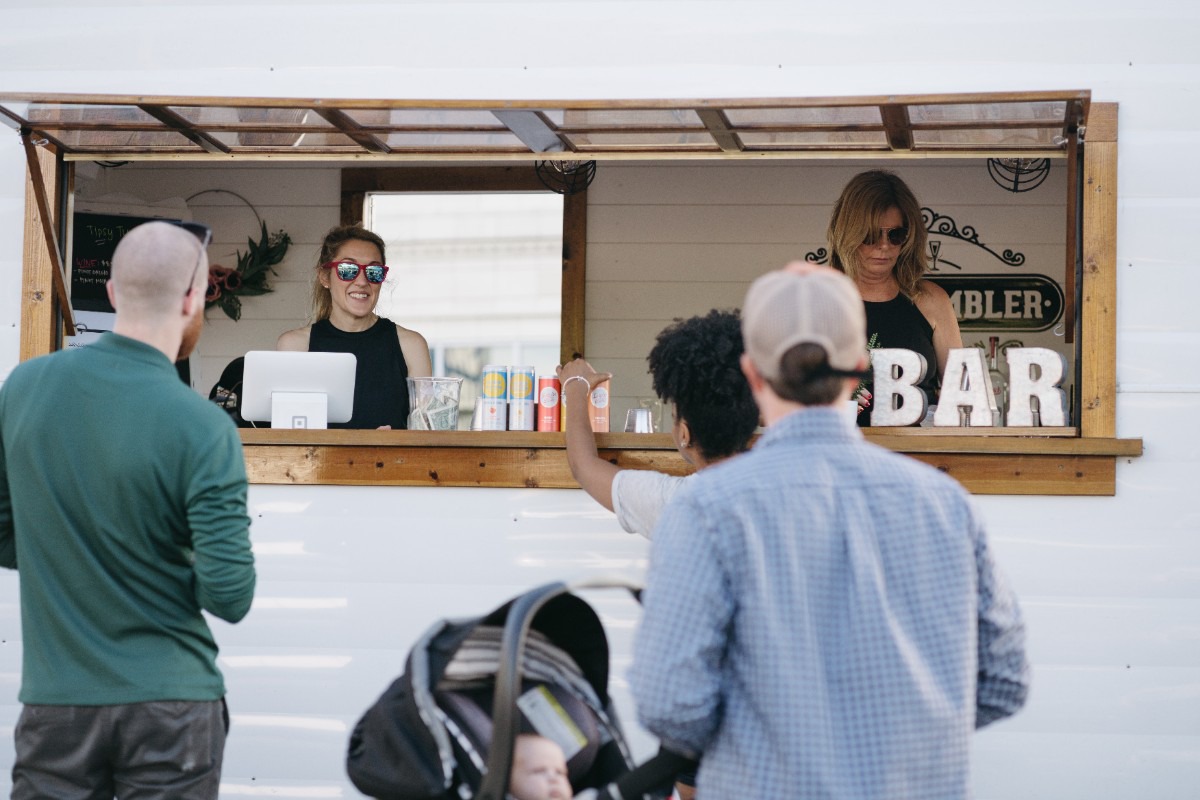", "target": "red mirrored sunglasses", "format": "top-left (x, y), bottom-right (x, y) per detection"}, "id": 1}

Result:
top-left (320, 260), bottom-right (389, 284)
